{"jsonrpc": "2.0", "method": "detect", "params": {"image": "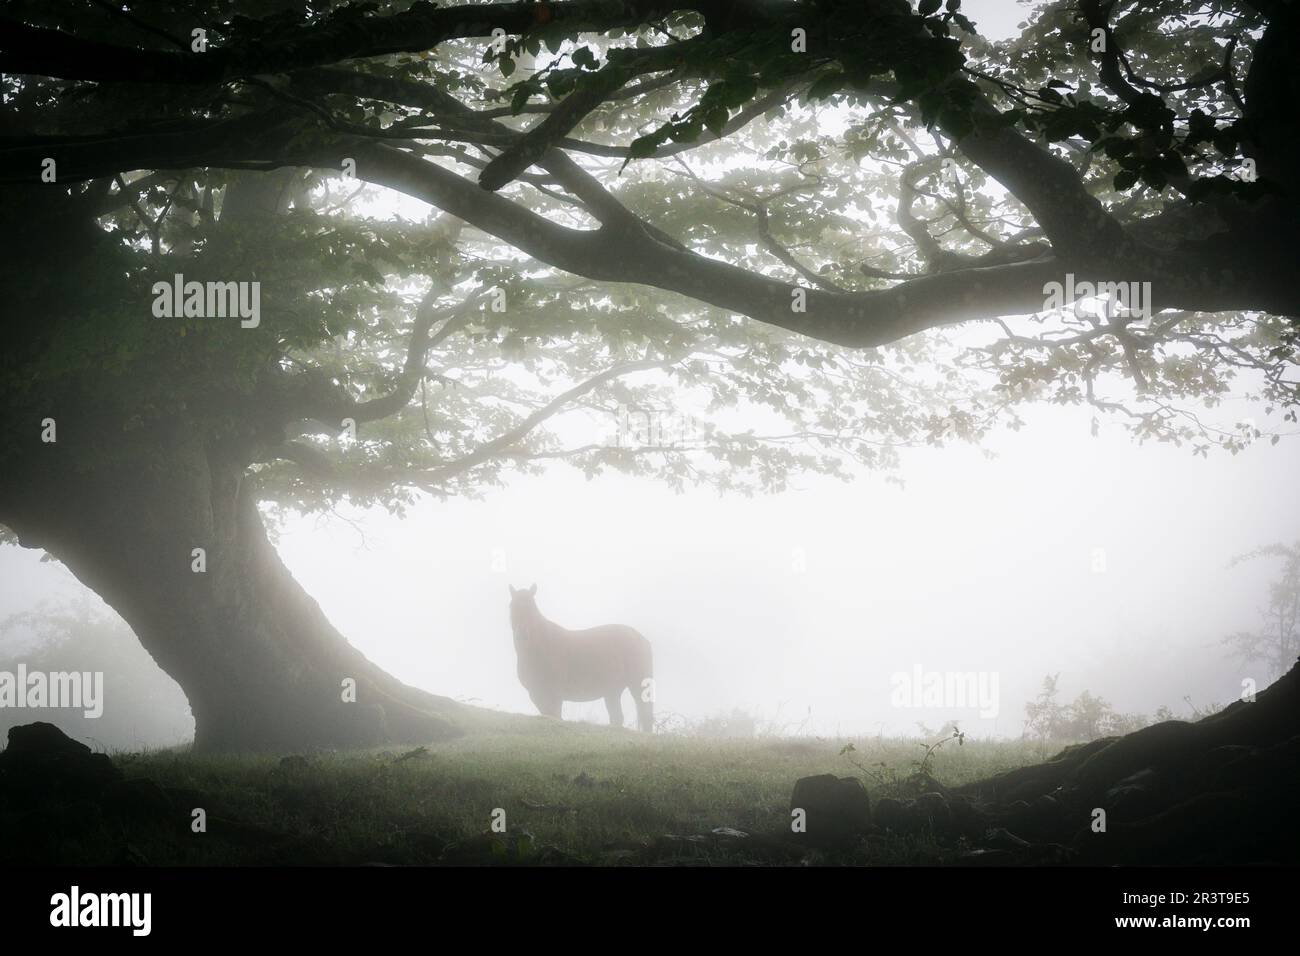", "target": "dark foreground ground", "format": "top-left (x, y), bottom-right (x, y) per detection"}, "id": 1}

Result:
top-left (2, 663), bottom-right (1298, 867)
